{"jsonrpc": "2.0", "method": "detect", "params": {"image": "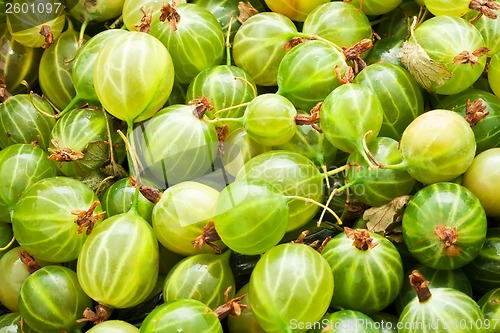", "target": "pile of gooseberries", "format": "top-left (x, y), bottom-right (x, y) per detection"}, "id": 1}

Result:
top-left (1, 0), bottom-right (500, 332)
